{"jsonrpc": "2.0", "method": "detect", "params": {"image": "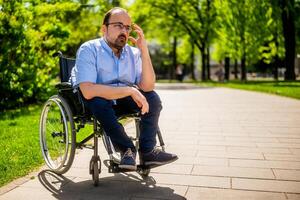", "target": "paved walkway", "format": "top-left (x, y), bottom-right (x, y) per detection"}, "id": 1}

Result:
top-left (1, 83), bottom-right (300, 200)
